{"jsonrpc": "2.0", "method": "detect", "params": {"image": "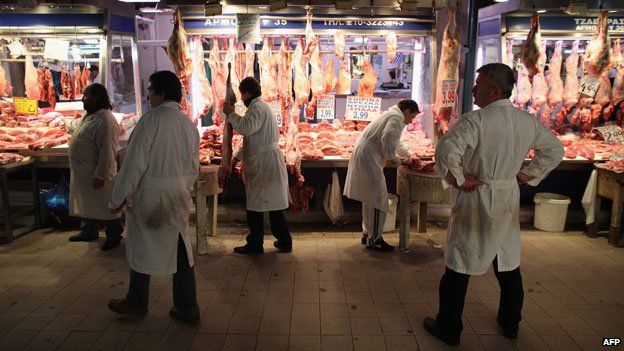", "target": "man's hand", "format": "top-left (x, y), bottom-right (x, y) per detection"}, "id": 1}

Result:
top-left (111, 201), bottom-right (126, 214)
top-left (92, 177), bottom-right (104, 189)
top-left (516, 171), bottom-right (533, 185)
top-left (459, 174), bottom-right (484, 192)
top-left (222, 101), bottom-right (235, 115)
